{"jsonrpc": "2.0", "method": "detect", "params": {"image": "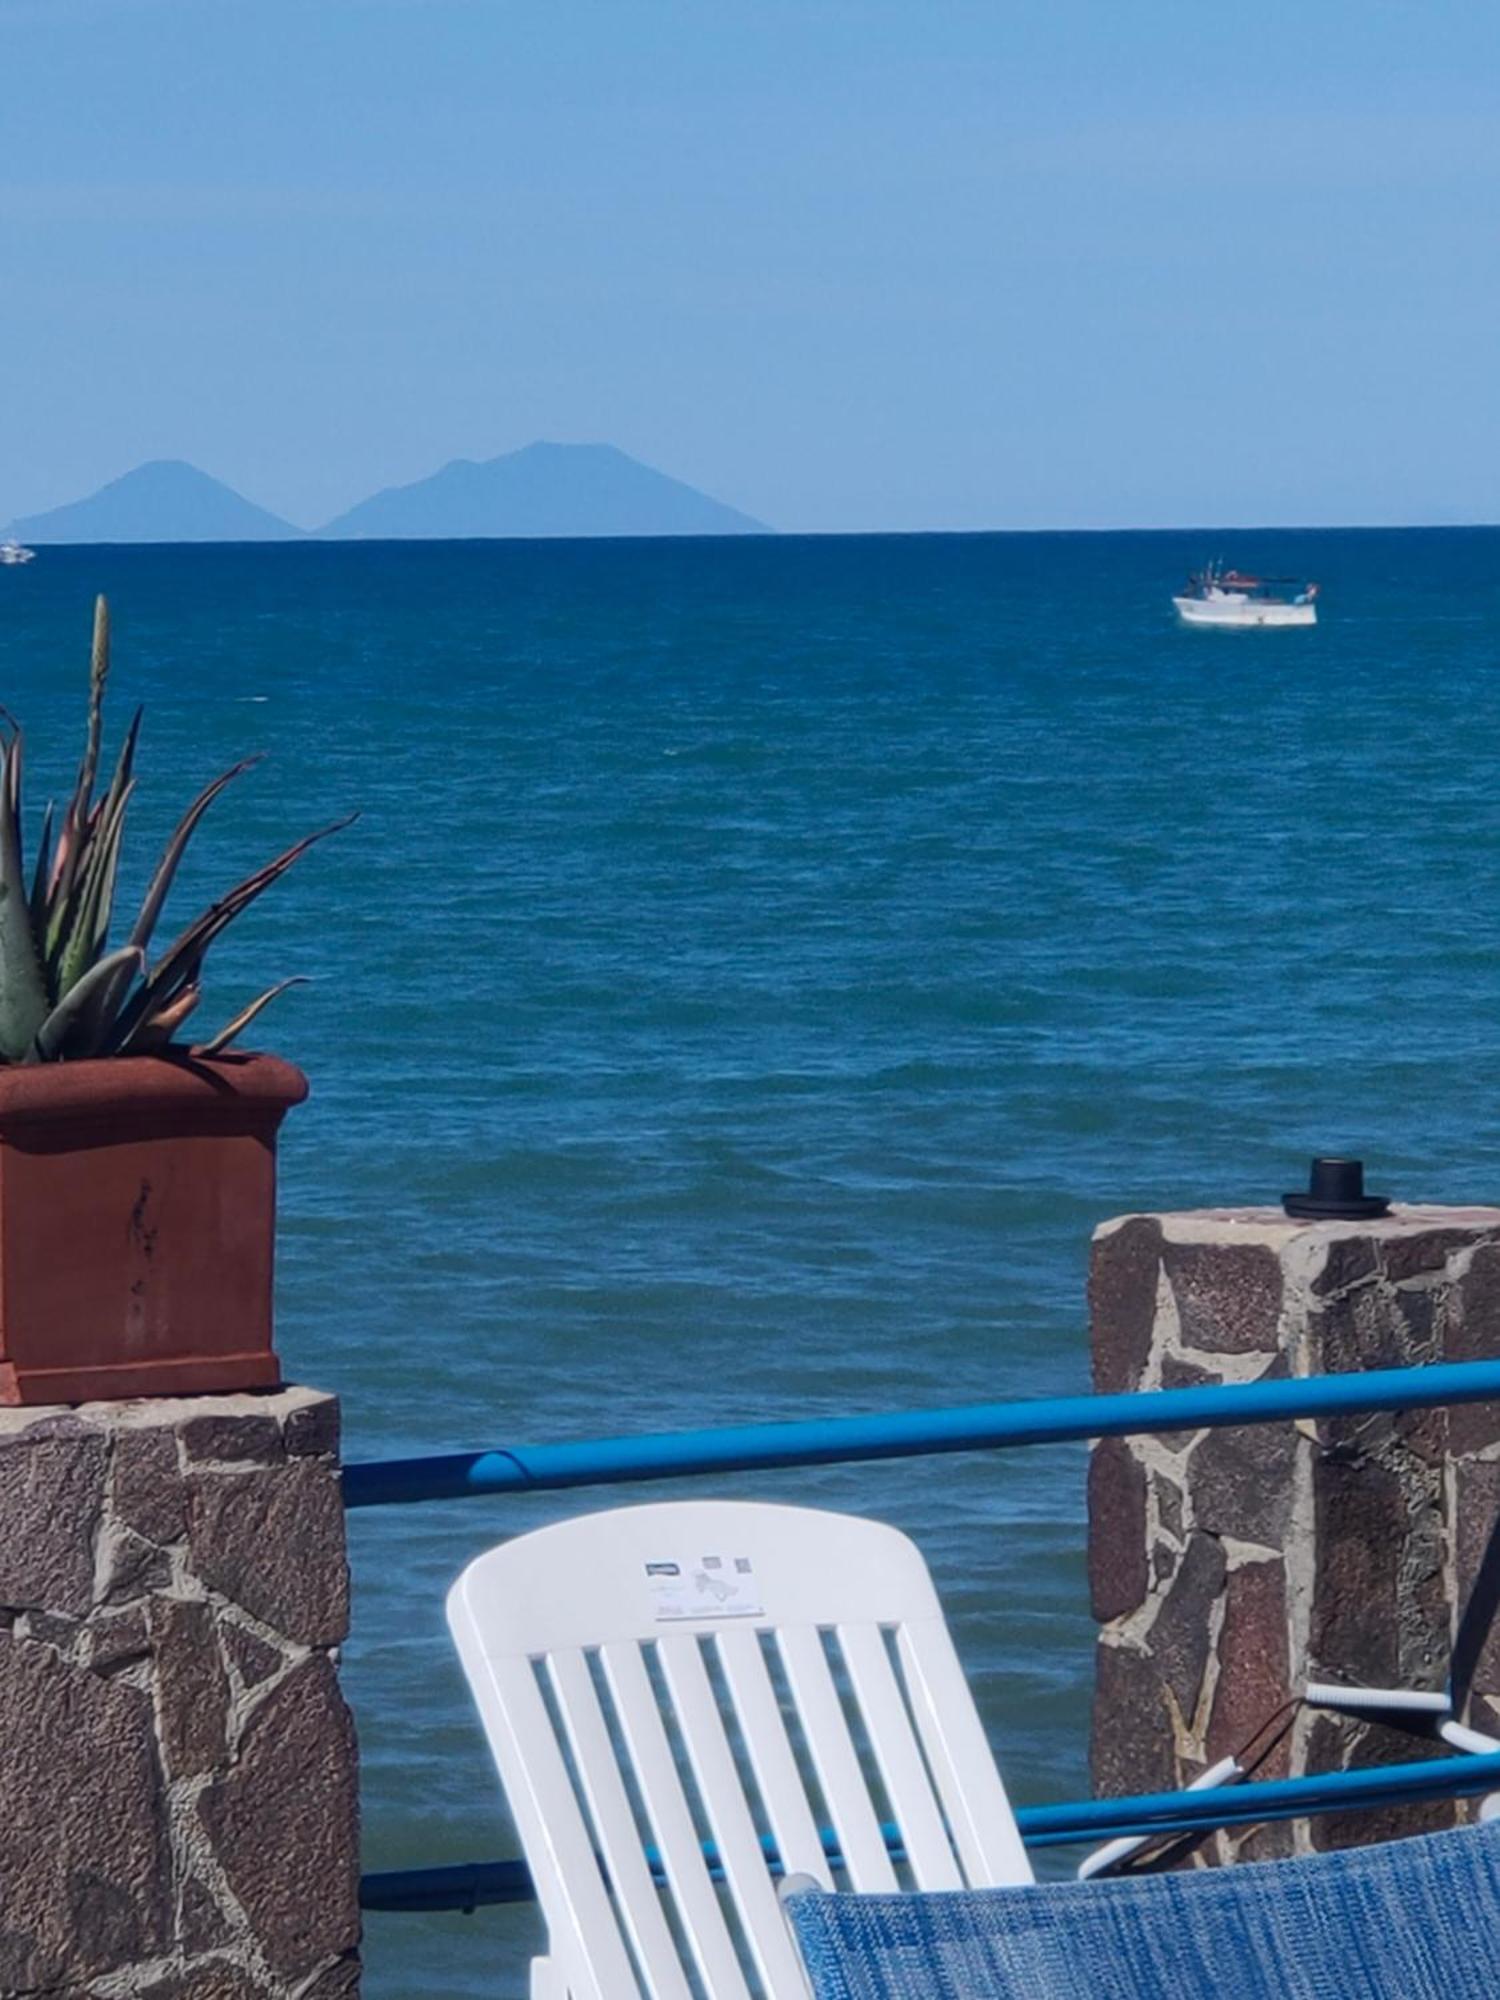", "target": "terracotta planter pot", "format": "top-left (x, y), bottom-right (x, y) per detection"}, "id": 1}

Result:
top-left (0, 1052), bottom-right (308, 1406)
